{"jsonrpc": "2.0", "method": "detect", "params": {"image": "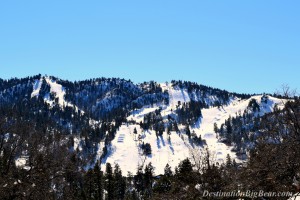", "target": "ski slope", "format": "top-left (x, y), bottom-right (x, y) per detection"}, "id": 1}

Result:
top-left (31, 78), bottom-right (43, 98)
top-left (31, 76), bottom-right (83, 113)
top-left (45, 77), bottom-right (66, 107)
top-left (103, 84), bottom-right (285, 175)
top-left (194, 95), bottom-right (285, 164)
top-left (101, 124), bottom-right (191, 175)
